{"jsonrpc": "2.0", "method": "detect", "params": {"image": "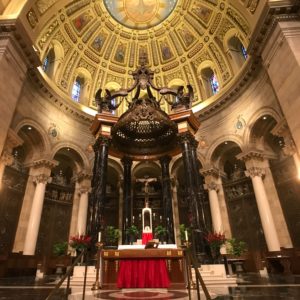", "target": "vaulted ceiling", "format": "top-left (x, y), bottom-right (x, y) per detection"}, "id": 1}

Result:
top-left (15, 0), bottom-right (266, 116)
